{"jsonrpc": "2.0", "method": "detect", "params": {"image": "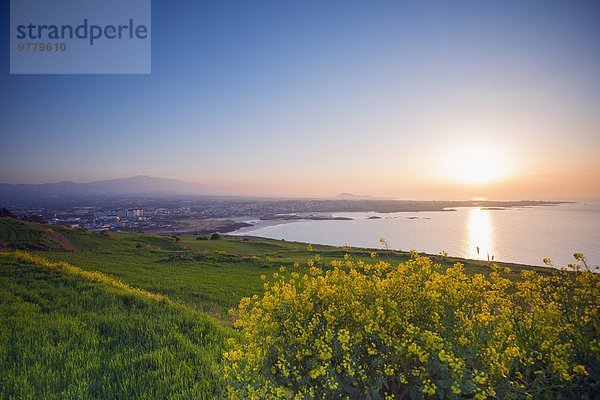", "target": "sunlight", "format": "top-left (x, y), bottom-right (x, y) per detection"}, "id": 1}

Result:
top-left (445, 143), bottom-right (510, 184)
top-left (466, 208), bottom-right (495, 260)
